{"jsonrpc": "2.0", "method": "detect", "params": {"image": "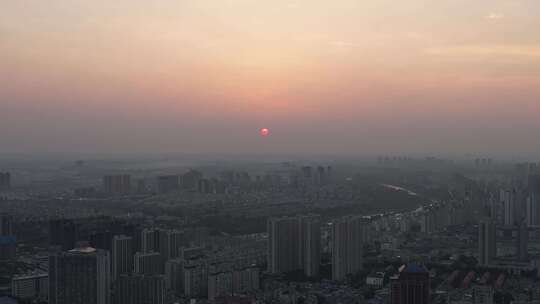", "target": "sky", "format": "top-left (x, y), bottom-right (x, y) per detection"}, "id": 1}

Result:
top-left (1, 0), bottom-right (540, 158)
